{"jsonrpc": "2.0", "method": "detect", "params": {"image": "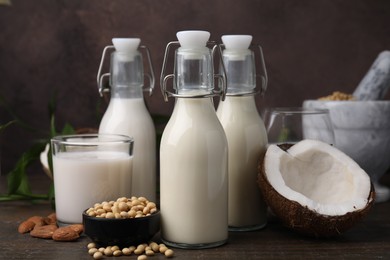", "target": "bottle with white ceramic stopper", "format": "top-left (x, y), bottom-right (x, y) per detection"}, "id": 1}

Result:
top-left (97, 38), bottom-right (156, 202)
top-left (160, 30), bottom-right (228, 249)
top-left (216, 35), bottom-right (268, 231)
